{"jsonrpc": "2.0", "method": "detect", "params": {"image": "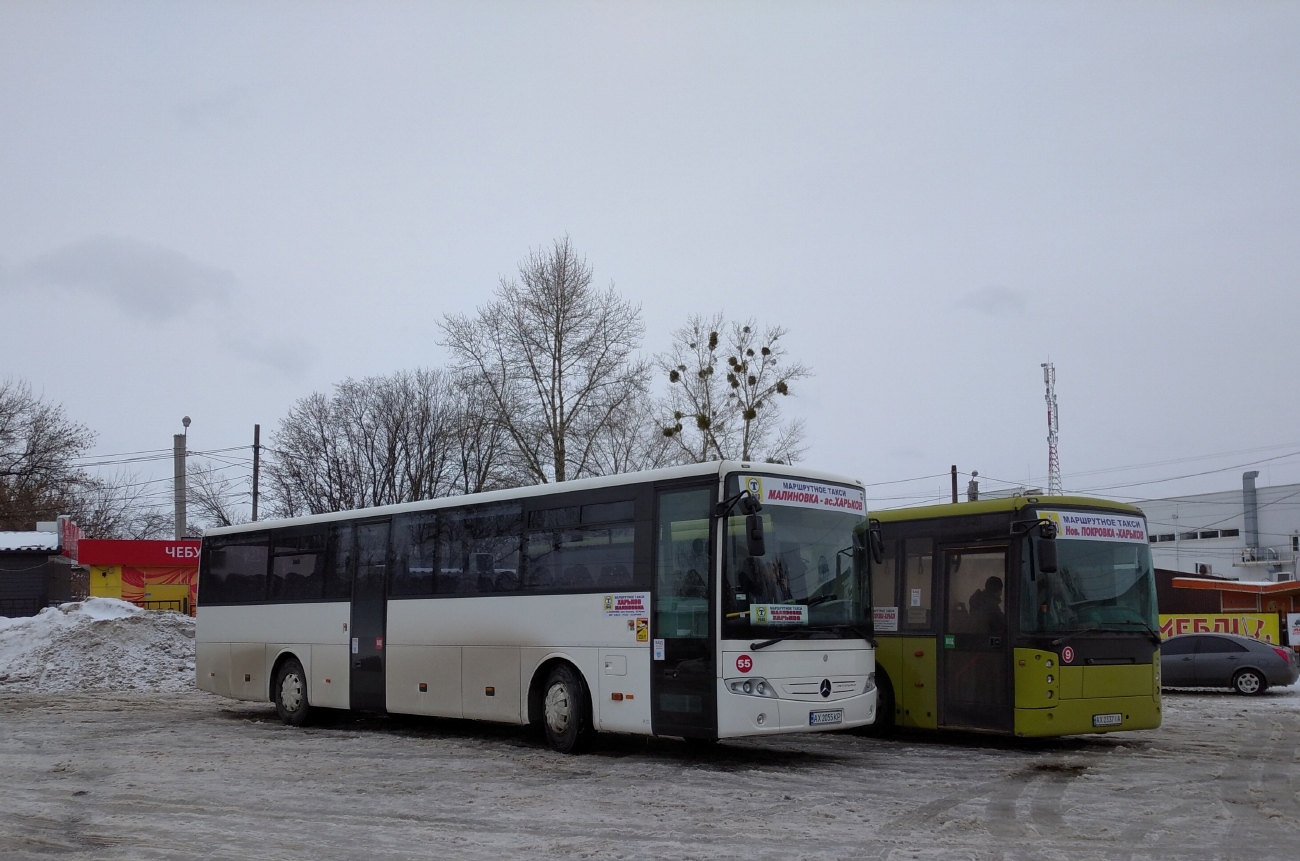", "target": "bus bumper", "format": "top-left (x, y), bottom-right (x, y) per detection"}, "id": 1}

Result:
top-left (1014, 695), bottom-right (1162, 737)
top-left (717, 686), bottom-right (877, 738)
